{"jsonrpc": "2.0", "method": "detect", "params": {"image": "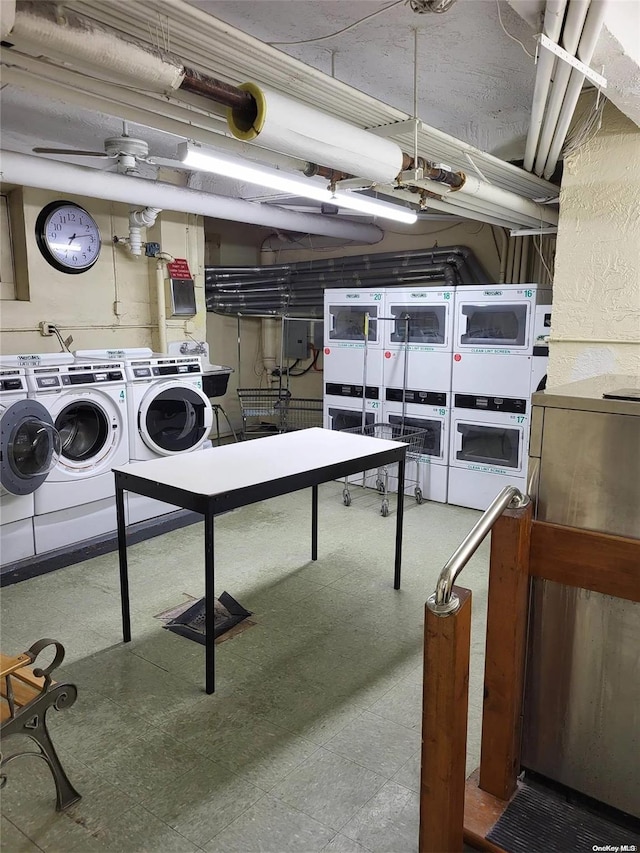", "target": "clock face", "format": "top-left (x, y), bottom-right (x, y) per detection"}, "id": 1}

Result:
top-left (35, 201), bottom-right (101, 274)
